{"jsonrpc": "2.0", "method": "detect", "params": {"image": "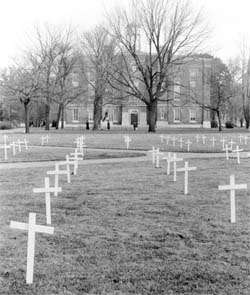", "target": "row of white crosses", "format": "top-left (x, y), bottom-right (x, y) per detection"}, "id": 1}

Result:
top-left (159, 135), bottom-right (192, 152)
top-left (1, 135), bottom-right (28, 160)
top-left (10, 136), bottom-right (85, 284)
top-left (149, 147), bottom-right (197, 195)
